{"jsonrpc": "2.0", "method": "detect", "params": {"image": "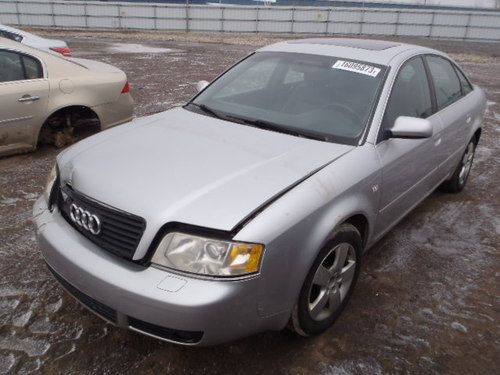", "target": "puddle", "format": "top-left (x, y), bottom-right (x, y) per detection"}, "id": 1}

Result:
top-left (107, 43), bottom-right (173, 54)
